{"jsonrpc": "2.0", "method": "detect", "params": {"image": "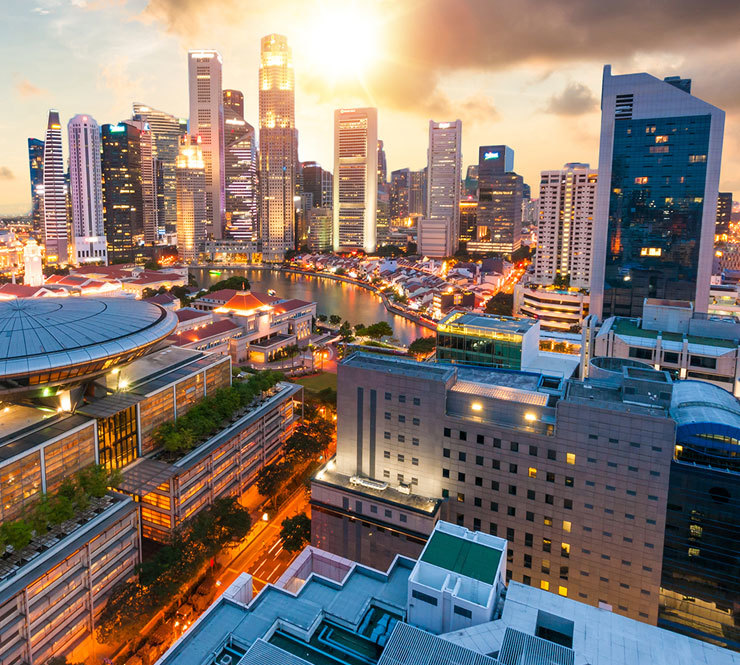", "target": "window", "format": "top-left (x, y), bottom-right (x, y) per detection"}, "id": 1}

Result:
top-left (384, 392), bottom-right (391, 400)
top-left (509, 463), bottom-right (518, 474)
top-left (527, 489), bottom-right (536, 500)
top-left (525, 532), bottom-right (533, 546)
top-left (524, 554), bottom-right (532, 569)
top-left (506, 527), bottom-right (515, 541)
top-left (385, 509), bottom-right (392, 518)
top-left (398, 415), bottom-right (406, 423)
top-left (563, 520), bottom-right (571, 533)
top-left (459, 452), bottom-right (467, 462)
top-left (540, 580), bottom-right (550, 591)
top-left (384, 450), bottom-right (390, 459)
top-left (526, 511), bottom-right (534, 522)
top-left (558, 586), bottom-right (568, 597)
top-left (561, 542), bottom-right (571, 558)
top-left (564, 499), bottom-right (573, 510)
top-left (443, 448), bottom-right (450, 458)
top-left (459, 431), bottom-right (467, 441)
top-left (588, 434), bottom-right (598, 440)
top-left (523, 575), bottom-right (532, 586)
top-left (490, 501), bottom-right (498, 512)
top-left (528, 467), bottom-right (537, 478)
top-left (453, 605), bottom-right (472, 619)
top-left (475, 476), bottom-right (483, 486)
top-left (493, 438), bottom-right (501, 448)
top-left (663, 351), bottom-right (679, 364)
top-left (511, 442), bottom-right (519, 452)
top-left (547, 449), bottom-right (557, 461)
top-left (566, 452), bottom-right (576, 465)
top-left (476, 456), bottom-right (484, 466)
top-left (384, 432), bottom-right (391, 440)
top-left (489, 523), bottom-right (498, 535)
top-left (412, 458), bottom-right (419, 466)
top-left (629, 347), bottom-right (652, 360)
top-left (412, 589), bottom-right (437, 606)
top-left (509, 485), bottom-right (517, 496)
top-left (545, 494), bottom-right (554, 505)
top-left (442, 468), bottom-right (449, 478)
top-left (491, 481), bottom-right (499, 491)
top-left (384, 412), bottom-right (391, 420)
top-left (398, 435), bottom-right (405, 443)
top-left (474, 497), bottom-right (482, 507)
top-left (413, 397), bottom-right (420, 406)
top-left (560, 566), bottom-right (569, 580)
top-left (457, 472), bottom-right (466, 482)
top-left (546, 472), bottom-right (555, 483)
top-left (412, 438), bottom-right (419, 446)
top-left (564, 477), bottom-right (574, 487)
top-left (586, 480), bottom-right (595, 487)
top-left (400, 514), bottom-right (407, 523)
top-left (492, 459), bottom-right (500, 470)
top-left (473, 517), bottom-right (480, 530)
top-left (399, 395), bottom-right (406, 403)
top-left (477, 434), bottom-right (485, 445)
top-left (541, 559), bottom-right (550, 574)
top-left (507, 506), bottom-right (516, 517)
top-left (444, 427), bottom-right (451, 437)
top-left (543, 538), bottom-right (552, 553)
top-left (544, 516), bottom-right (553, 526)
top-left (383, 470), bottom-right (390, 478)
top-left (413, 418), bottom-right (420, 426)
top-left (457, 492), bottom-right (465, 503)
top-left (529, 445), bottom-right (538, 456)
